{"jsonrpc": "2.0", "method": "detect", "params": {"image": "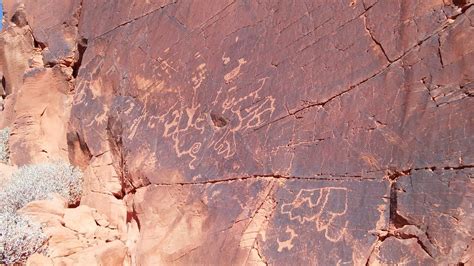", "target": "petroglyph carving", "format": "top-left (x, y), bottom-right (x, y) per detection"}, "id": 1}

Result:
top-left (224, 58), bottom-right (247, 84)
top-left (281, 188), bottom-right (348, 242)
top-left (192, 63), bottom-right (207, 90)
top-left (208, 76), bottom-right (275, 158)
top-left (220, 77), bottom-right (275, 133)
top-left (161, 104), bottom-right (206, 169)
top-left (277, 226), bottom-right (298, 252)
top-left (222, 53), bottom-right (231, 65)
top-left (127, 55), bottom-right (277, 166)
top-left (158, 72), bottom-right (276, 162)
